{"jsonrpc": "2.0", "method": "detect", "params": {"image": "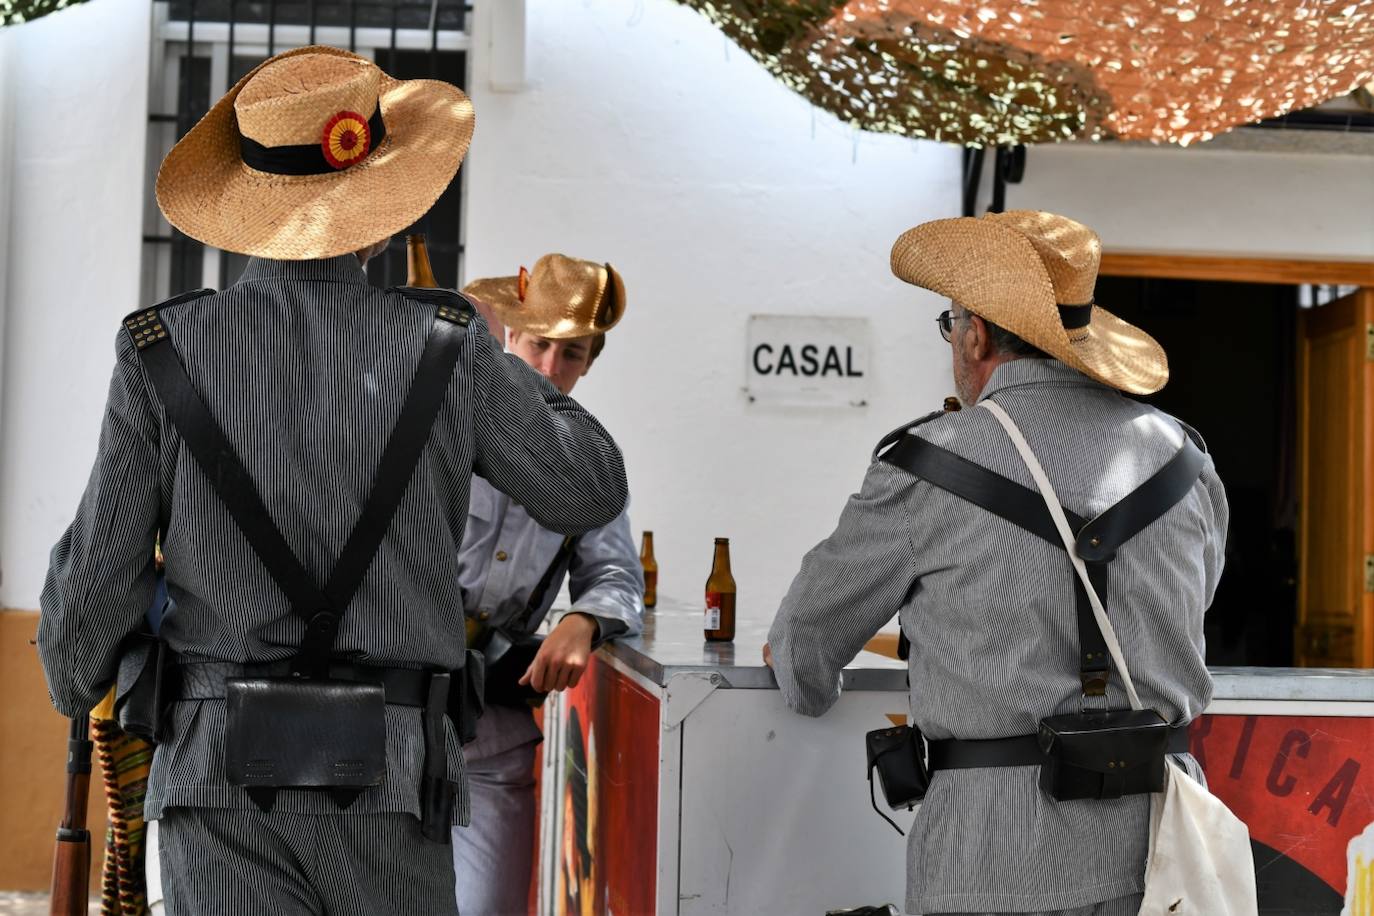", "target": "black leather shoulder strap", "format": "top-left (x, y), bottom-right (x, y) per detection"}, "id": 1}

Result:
top-left (322, 301), bottom-right (471, 613)
top-left (871, 409), bottom-right (946, 461)
top-left (388, 286), bottom-right (475, 327)
top-left (1076, 432), bottom-right (1207, 562)
top-left (129, 296), bottom-right (471, 674)
top-left (125, 297), bottom-right (330, 621)
top-left (879, 434), bottom-right (1087, 545)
